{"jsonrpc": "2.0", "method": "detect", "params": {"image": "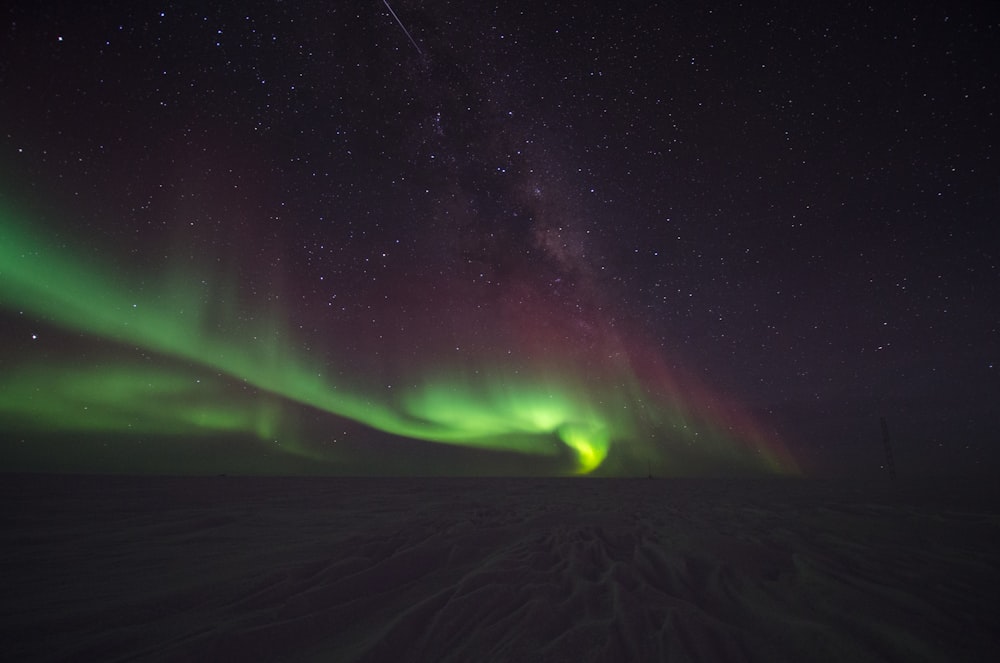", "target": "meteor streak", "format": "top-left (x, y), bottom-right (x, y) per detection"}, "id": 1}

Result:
top-left (383, 0), bottom-right (423, 57)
